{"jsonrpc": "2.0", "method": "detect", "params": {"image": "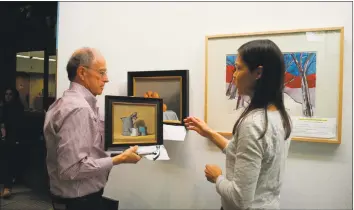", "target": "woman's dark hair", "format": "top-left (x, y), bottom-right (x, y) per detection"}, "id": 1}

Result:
top-left (232, 39), bottom-right (292, 140)
top-left (3, 87), bottom-right (22, 107)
